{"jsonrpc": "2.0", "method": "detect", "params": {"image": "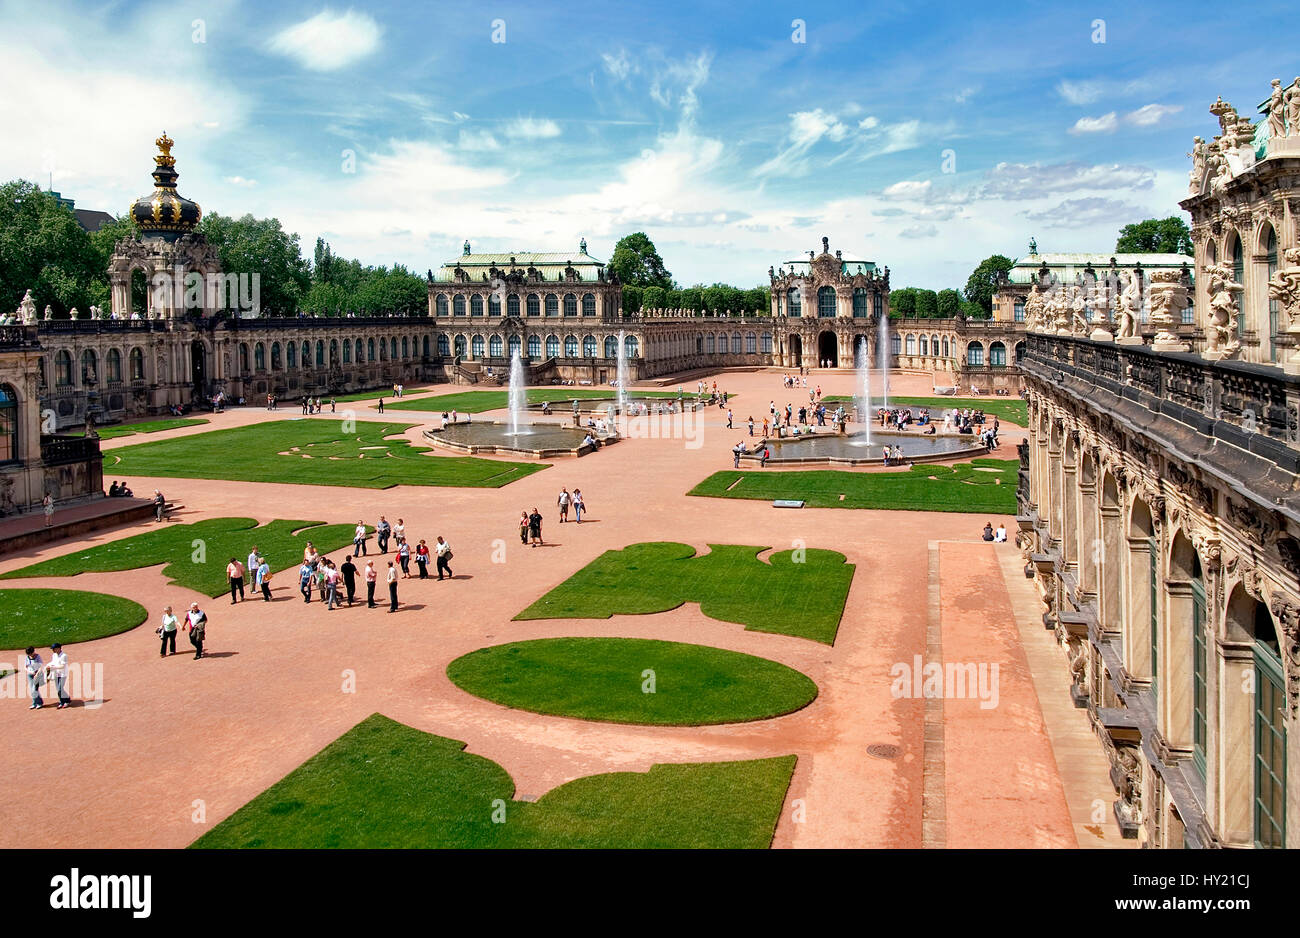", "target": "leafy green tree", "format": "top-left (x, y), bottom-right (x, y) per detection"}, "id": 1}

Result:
top-left (0, 180), bottom-right (103, 317)
top-left (936, 288), bottom-right (961, 319)
top-left (1115, 216), bottom-right (1193, 255)
top-left (199, 212), bottom-right (310, 315)
top-left (680, 287), bottom-right (703, 312)
top-left (665, 289), bottom-right (683, 310)
top-left (914, 289), bottom-right (938, 318)
top-left (608, 232), bottom-right (673, 288)
top-left (621, 285), bottom-right (642, 315)
top-left (641, 286), bottom-right (666, 310)
top-left (891, 287), bottom-right (916, 317)
top-left (963, 254), bottom-right (1014, 314)
top-left (960, 300), bottom-right (987, 320)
